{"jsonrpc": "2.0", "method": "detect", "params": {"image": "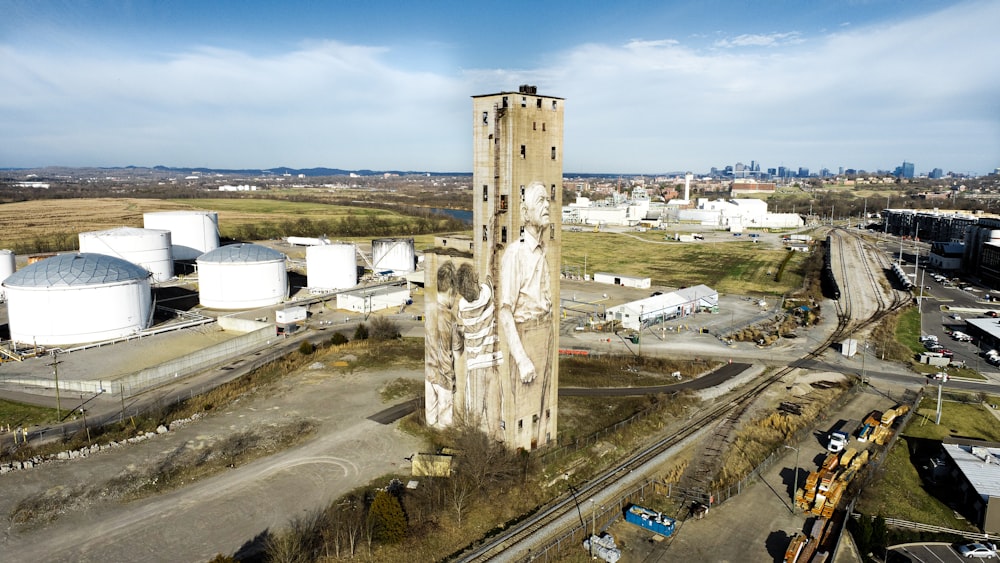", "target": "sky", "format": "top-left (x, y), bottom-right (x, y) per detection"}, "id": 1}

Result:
top-left (1, 0), bottom-right (998, 176)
